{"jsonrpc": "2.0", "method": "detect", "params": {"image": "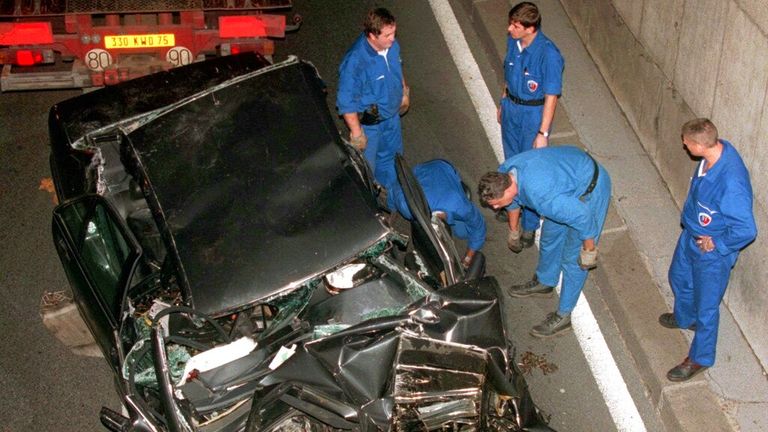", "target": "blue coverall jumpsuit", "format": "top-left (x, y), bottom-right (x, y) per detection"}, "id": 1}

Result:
top-left (388, 160), bottom-right (487, 253)
top-left (337, 33), bottom-right (404, 190)
top-left (499, 146), bottom-right (610, 315)
top-left (668, 140), bottom-right (756, 367)
top-left (501, 31), bottom-right (564, 233)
